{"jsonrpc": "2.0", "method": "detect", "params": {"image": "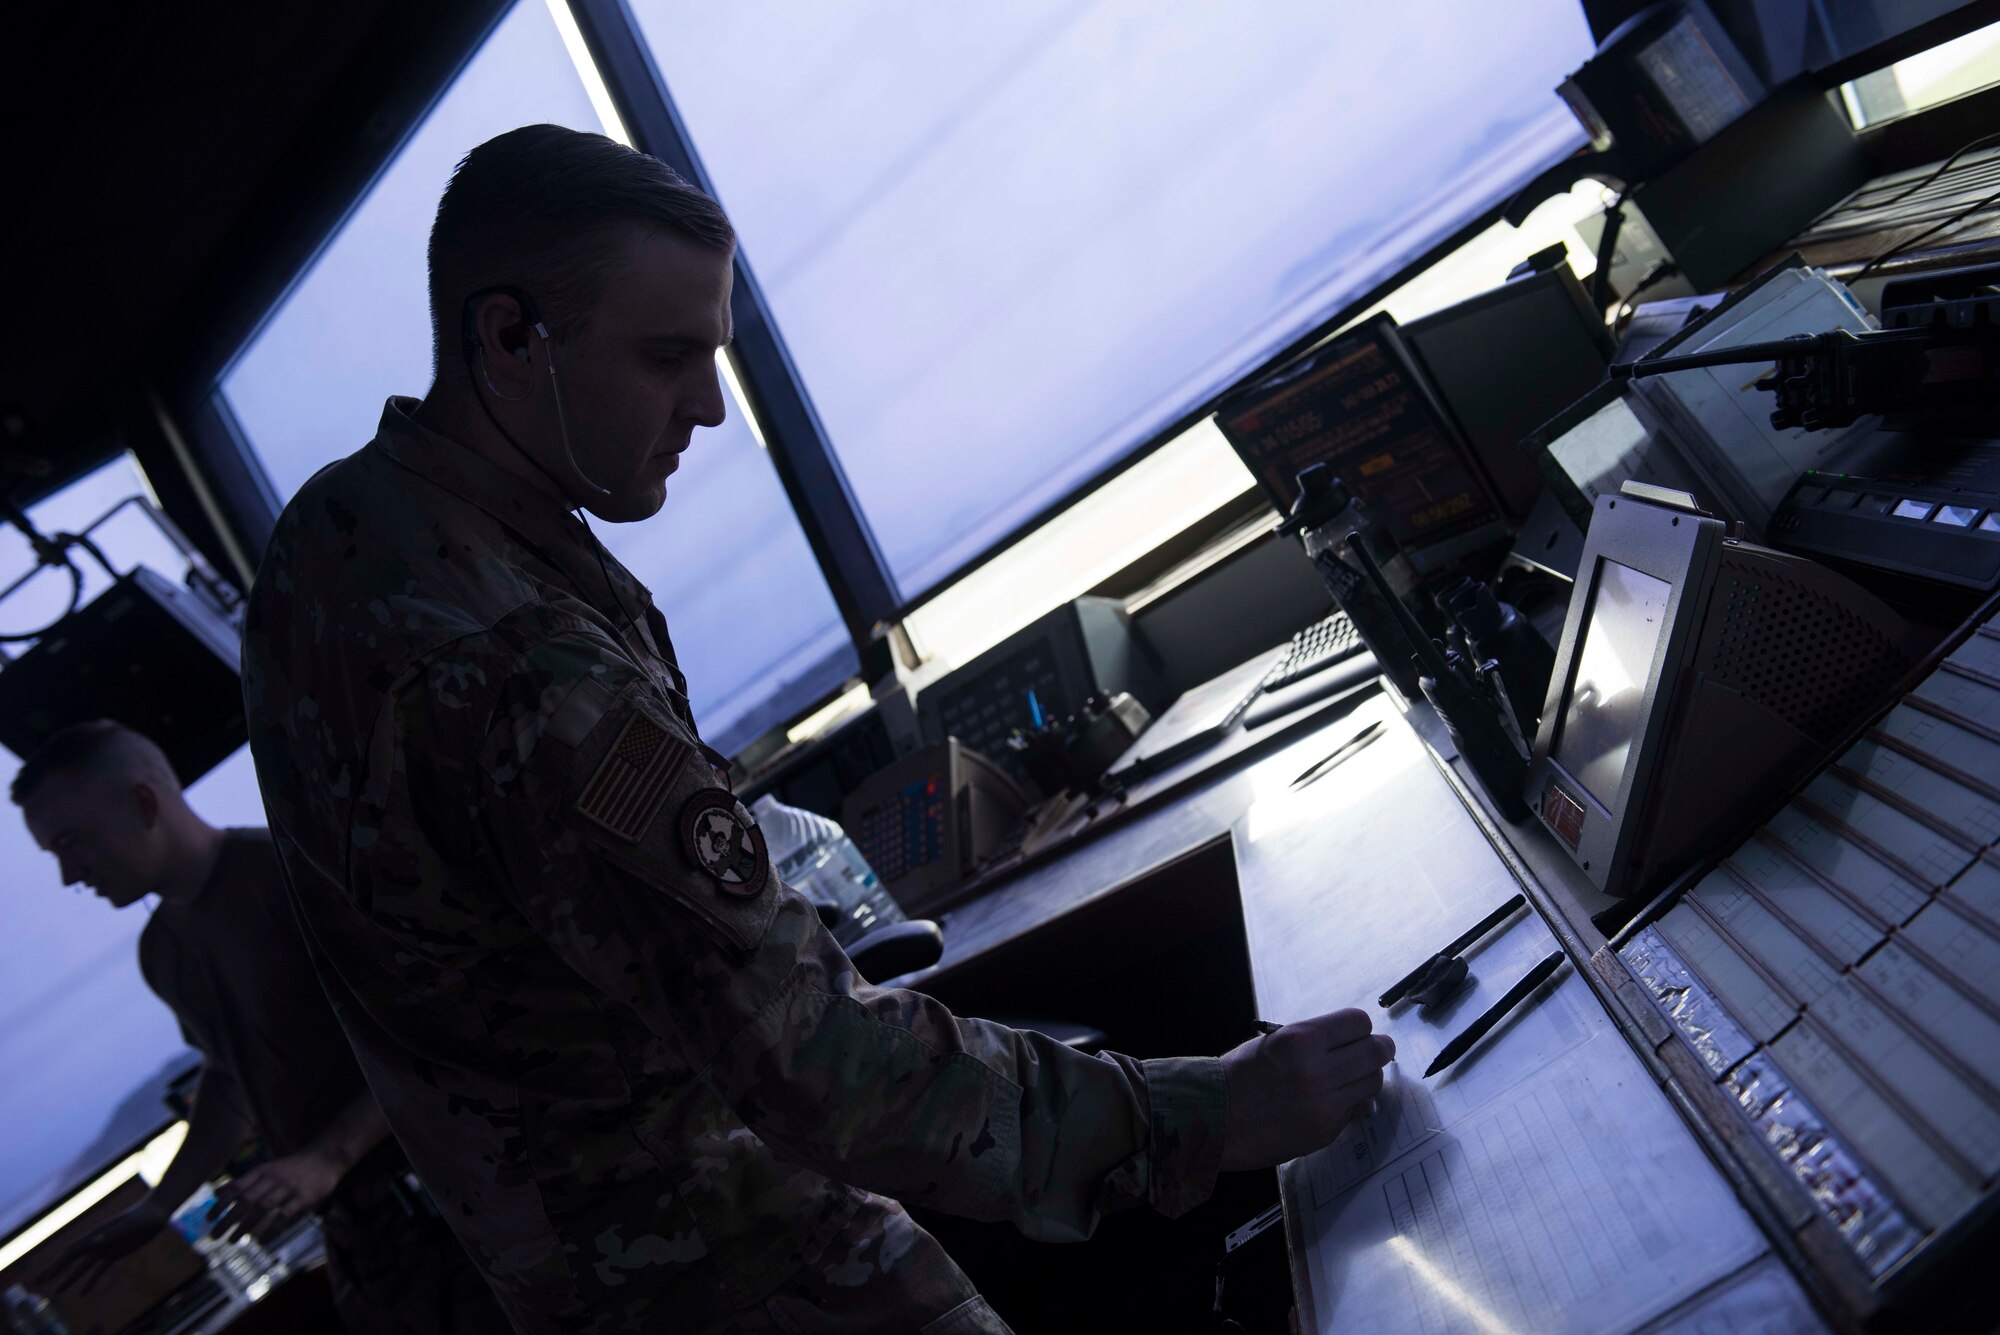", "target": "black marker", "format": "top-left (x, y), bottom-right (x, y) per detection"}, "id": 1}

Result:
top-left (1424, 951), bottom-right (1564, 1078)
top-left (1290, 719), bottom-right (1385, 790)
top-left (1378, 894), bottom-right (1525, 1008)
